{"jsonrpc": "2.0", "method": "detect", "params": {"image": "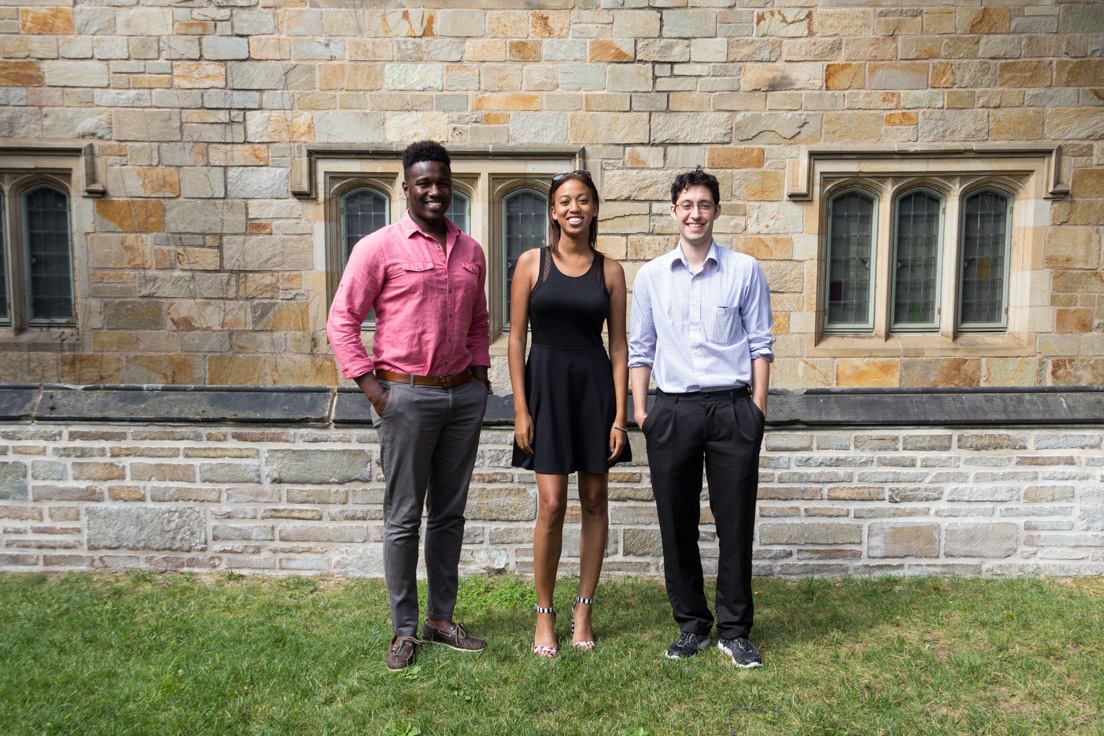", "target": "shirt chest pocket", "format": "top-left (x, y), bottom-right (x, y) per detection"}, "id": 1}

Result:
top-left (706, 305), bottom-right (739, 344)
top-left (394, 261), bottom-right (437, 299)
